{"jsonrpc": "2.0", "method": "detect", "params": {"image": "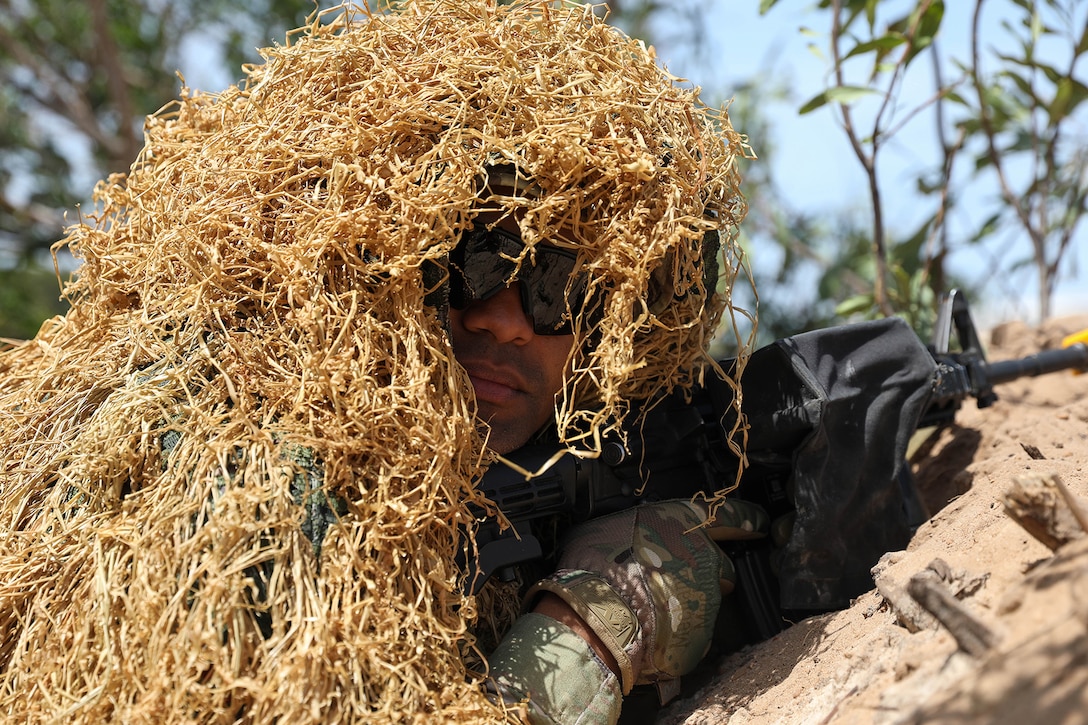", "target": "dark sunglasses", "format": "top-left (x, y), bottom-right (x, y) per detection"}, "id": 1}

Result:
top-left (448, 224), bottom-right (586, 336)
